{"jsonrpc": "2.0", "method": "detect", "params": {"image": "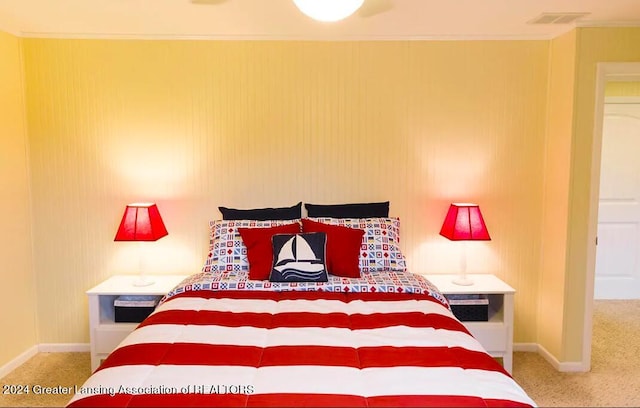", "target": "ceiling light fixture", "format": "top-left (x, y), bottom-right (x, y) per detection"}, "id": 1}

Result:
top-left (293, 0), bottom-right (365, 22)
